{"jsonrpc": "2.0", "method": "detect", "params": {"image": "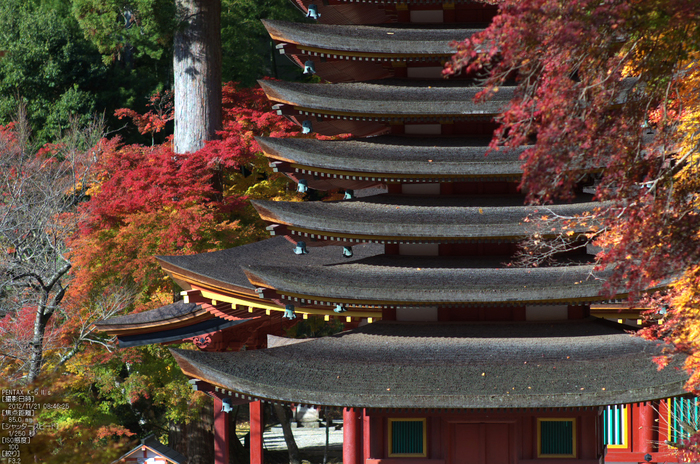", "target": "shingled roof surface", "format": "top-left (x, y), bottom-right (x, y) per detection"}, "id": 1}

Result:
top-left (259, 79), bottom-right (514, 115)
top-left (157, 236), bottom-right (384, 293)
top-left (257, 136), bottom-right (526, 176)
top-left (95, 300), bottom-right (205, 328)
top-left (263, 20), bottom-right (479, 55)
top-left (171, 319), bottom-right (688, 409)
top-left (244, 255), bottom-right (610, 305)
top-left (252, 194), bottom-right (599, 240)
